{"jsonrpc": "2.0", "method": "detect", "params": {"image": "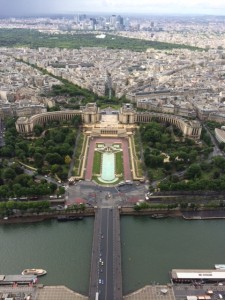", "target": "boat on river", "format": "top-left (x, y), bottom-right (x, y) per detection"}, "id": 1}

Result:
top-left (57, 216), bottom-right (84, 222)
top-left (22, 269), bottom-right (47, 276)
top-left (150, 214), bottom-right (168, 219)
